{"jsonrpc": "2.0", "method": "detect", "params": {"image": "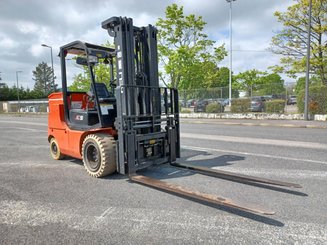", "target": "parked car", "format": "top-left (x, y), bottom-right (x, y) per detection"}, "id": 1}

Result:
top-left (194, 99), bottom-right (225, 113)
top-left (216, 98), bottom-right (228, 106)
top-left (250, 97), bottom-right (265, 112)
top-left (186, 99), bottom-right (196, 108)
top-left (194, 99), bottom-right (210, 112)
top-left (287, 95), bottom-right (297, 105)
top-left (223, 98), bottom-right (230, 106)
top-left (179, 99), bottom-right (186, 107)
top-left (263, 95), bottom-right (273, 101)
